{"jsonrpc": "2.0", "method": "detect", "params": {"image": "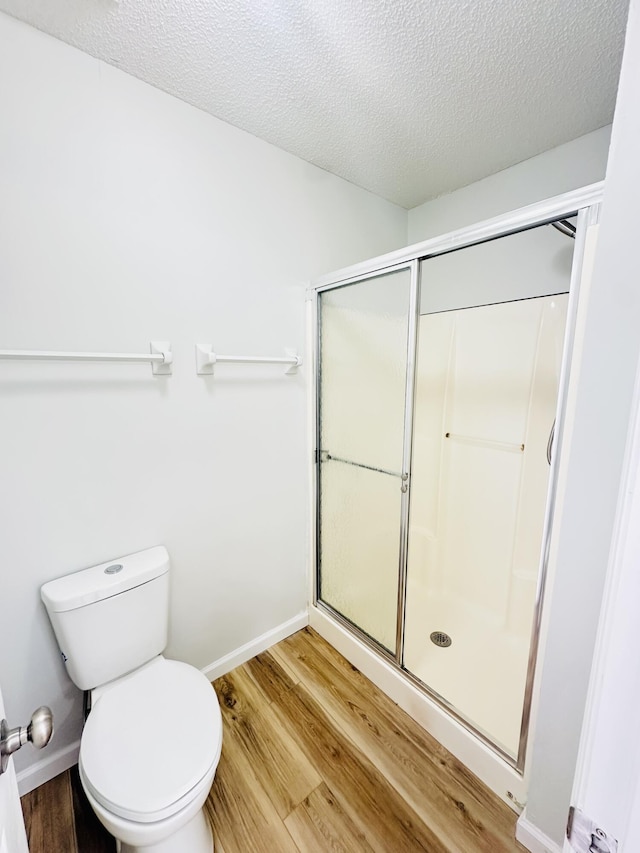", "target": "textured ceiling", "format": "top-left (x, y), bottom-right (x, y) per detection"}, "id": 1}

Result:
top-left (0, 0), bottom-right (629, 208)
